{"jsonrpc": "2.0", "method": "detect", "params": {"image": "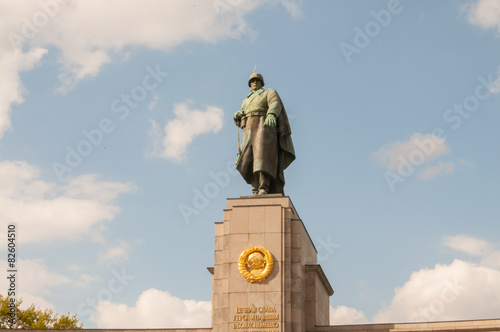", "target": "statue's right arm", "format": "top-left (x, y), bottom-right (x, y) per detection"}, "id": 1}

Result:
top-left (233, 109), bottom-right (244, 120)
top-left (233, 109), bottom-right (244, 127)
